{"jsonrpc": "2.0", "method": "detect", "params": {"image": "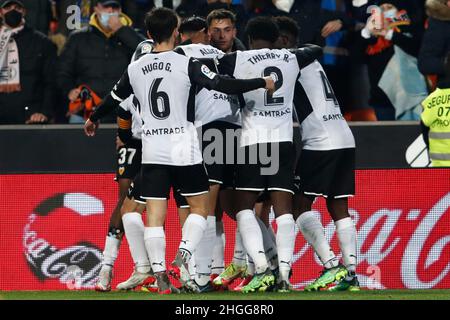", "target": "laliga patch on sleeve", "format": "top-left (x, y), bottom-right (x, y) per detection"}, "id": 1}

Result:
top-left (201, 65), bottom-right (216, 80)
top-left (141, 43), bottom-right (153, 54)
